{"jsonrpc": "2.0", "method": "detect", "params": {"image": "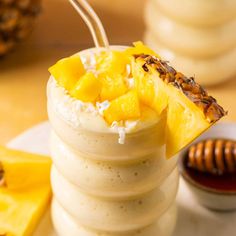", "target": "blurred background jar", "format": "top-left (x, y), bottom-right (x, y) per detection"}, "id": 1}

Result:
top-left (144, 0), bottom-right (236, 86)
